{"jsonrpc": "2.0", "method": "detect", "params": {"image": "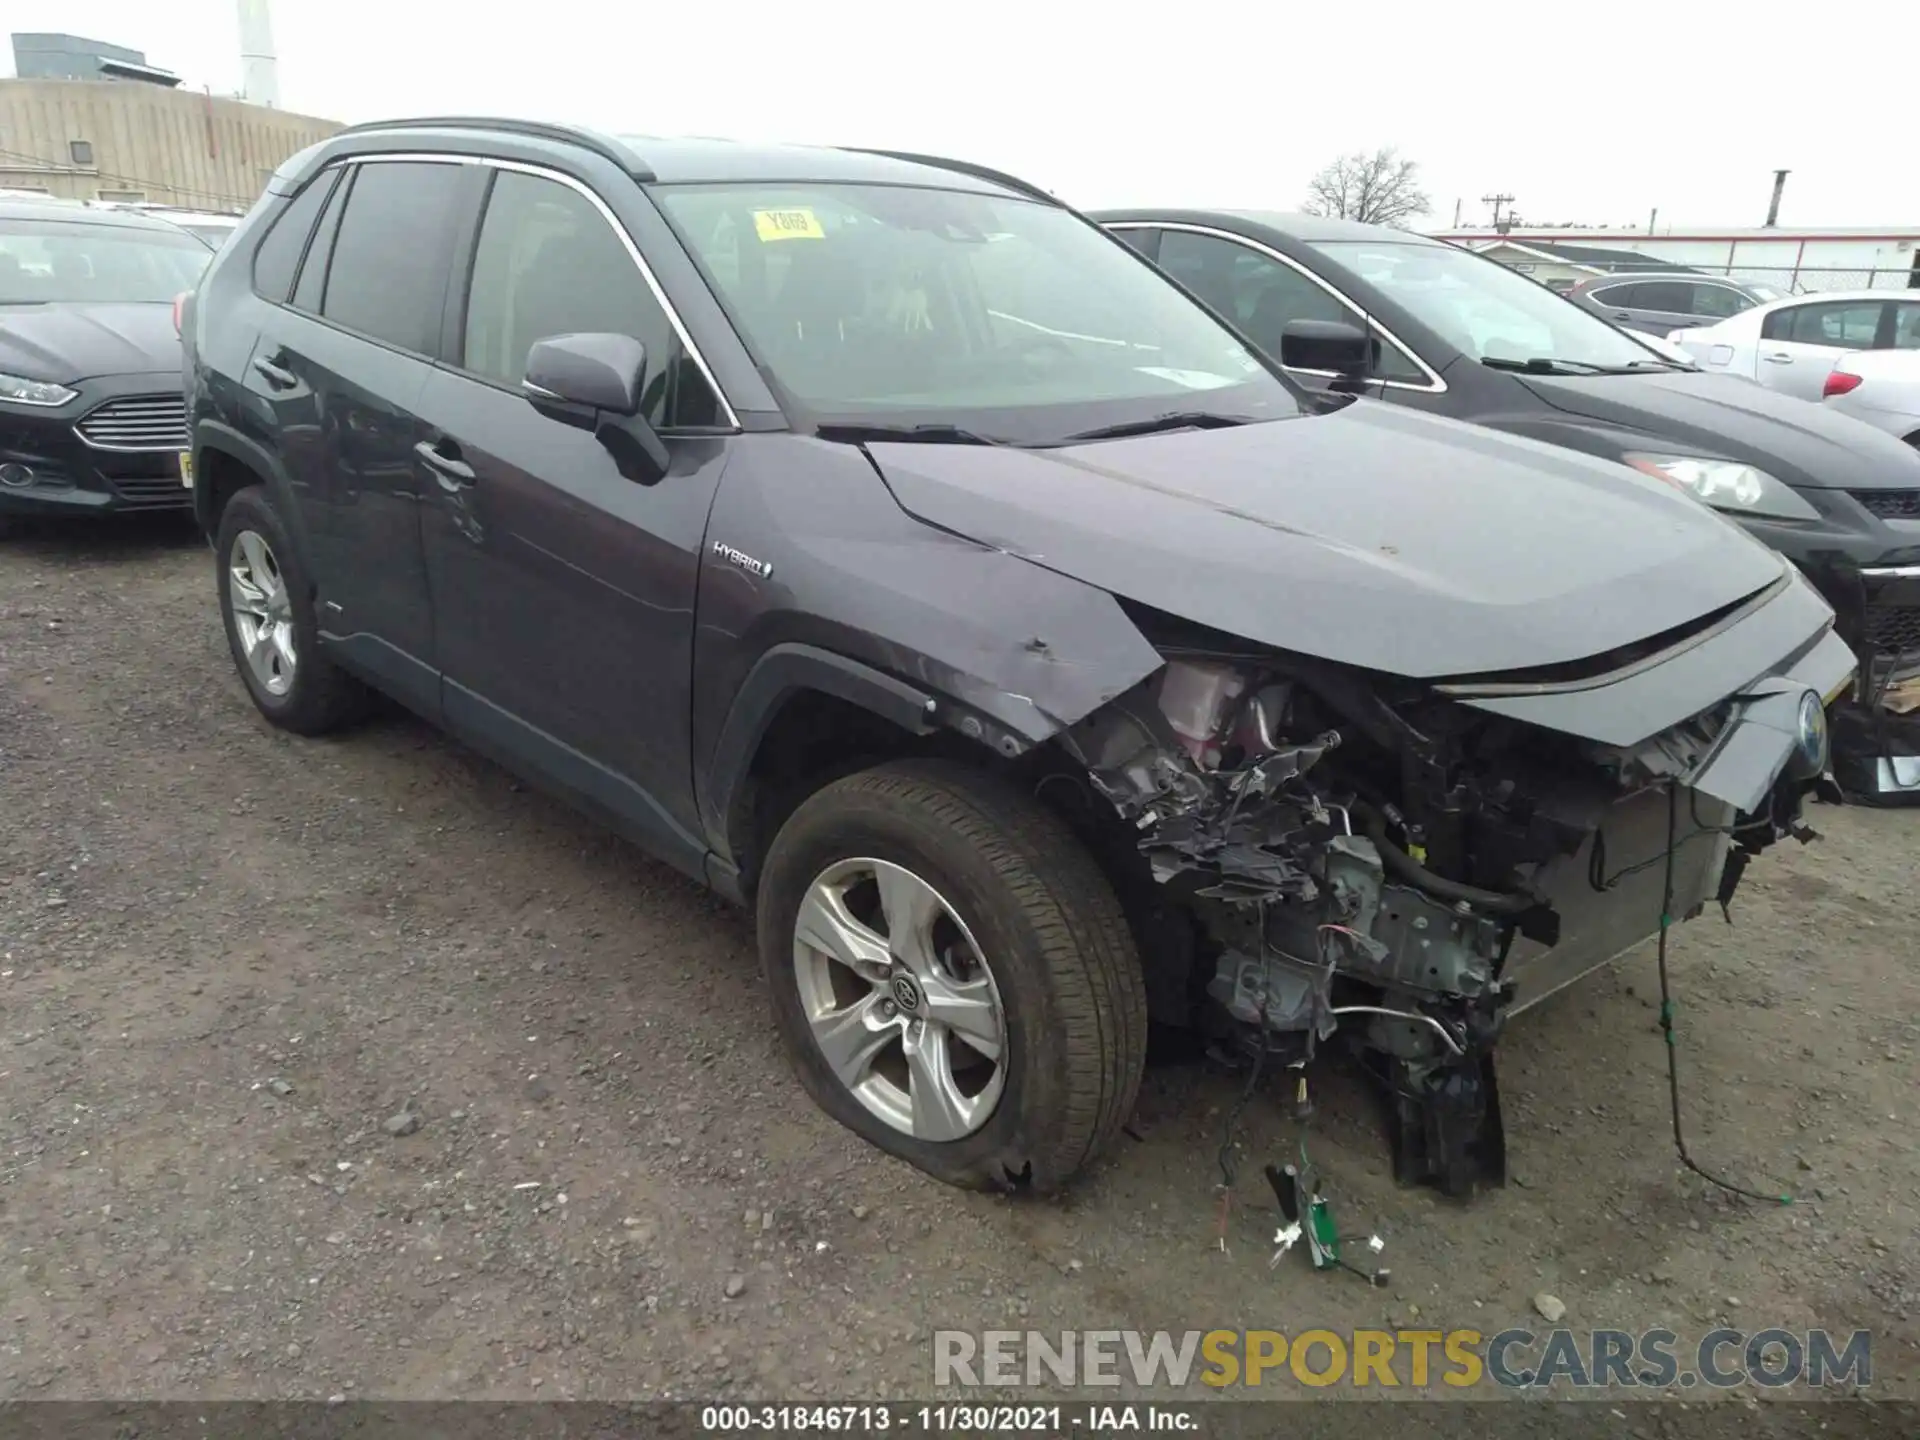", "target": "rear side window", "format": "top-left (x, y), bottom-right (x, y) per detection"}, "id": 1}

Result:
top-left (1587, 282), bottom-right (1639, 308)
top-left (250, 169), bottom-right (339, 303)
top-left (459, 168), bottom-right (720, 428)
top-left (290, 167), bottom-right (350, 313)
top-left (320, 160), bottom-right (466, 354)
top-left (1112, 227), bottom-right (1158, 259)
